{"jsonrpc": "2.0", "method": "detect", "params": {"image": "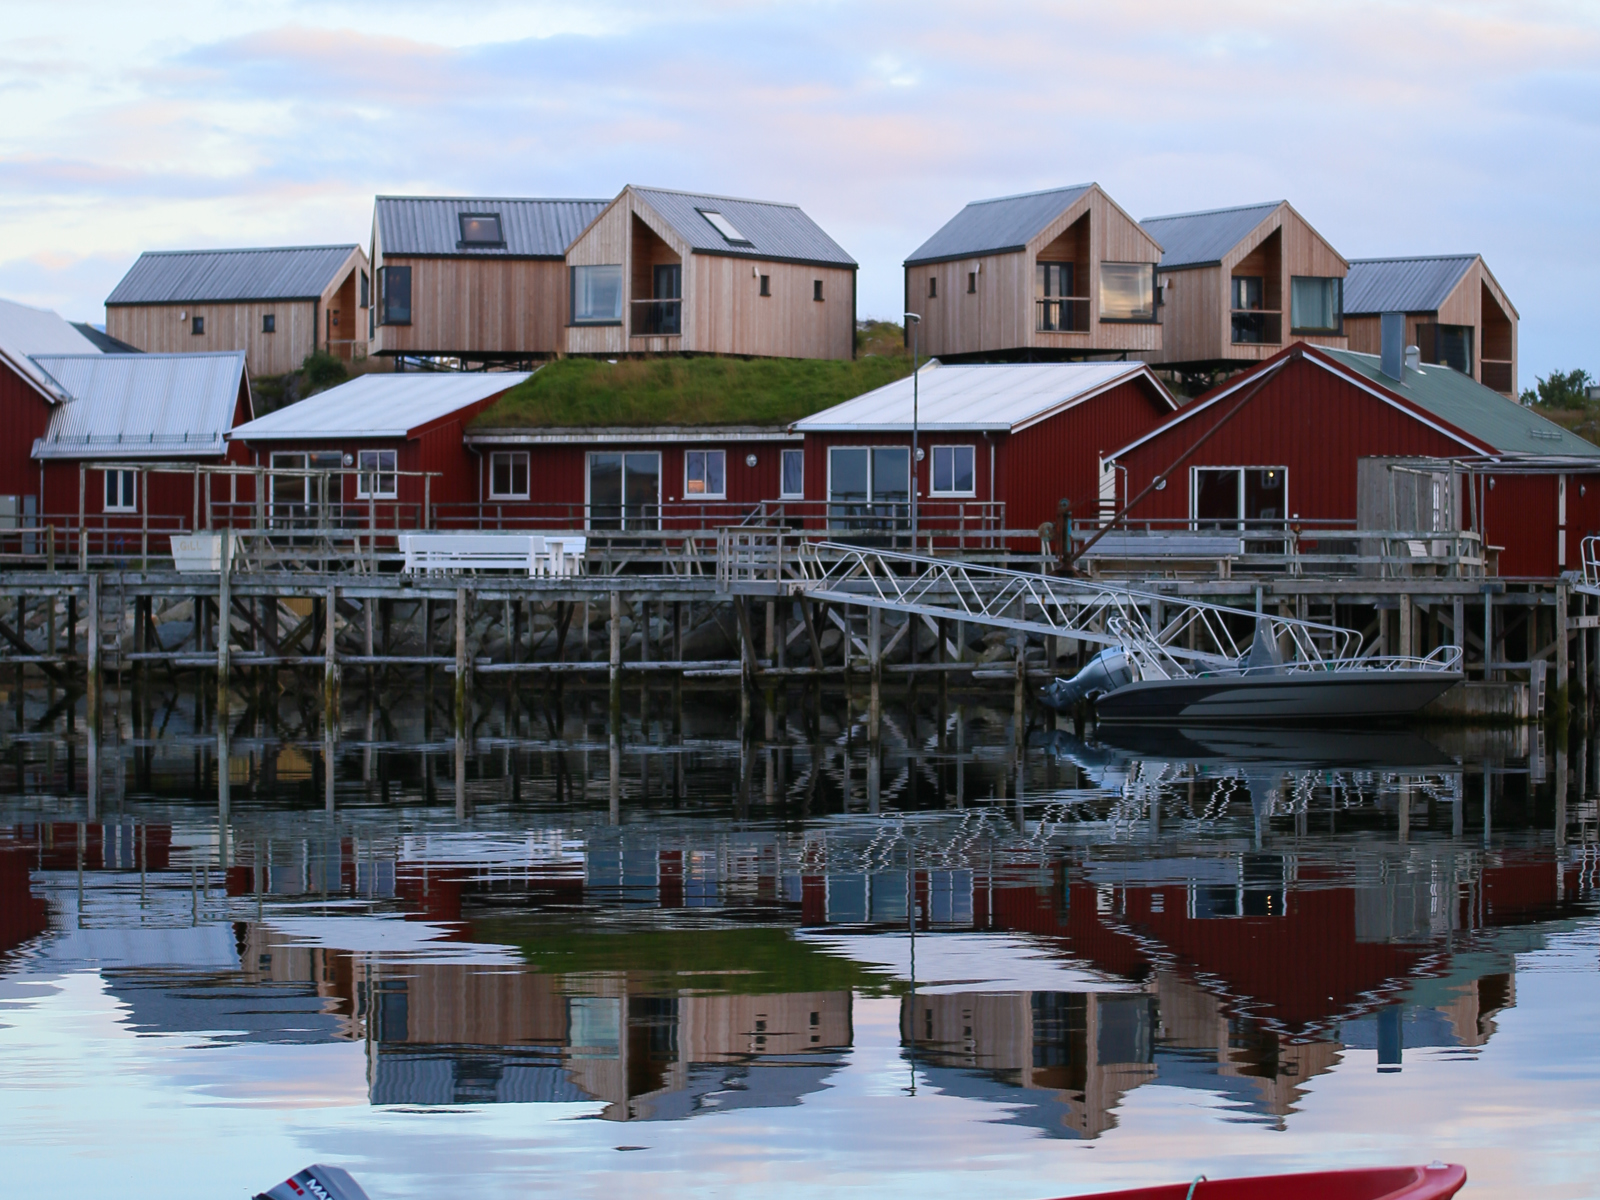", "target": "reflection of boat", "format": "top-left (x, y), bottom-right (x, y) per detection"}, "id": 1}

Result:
top-left (1058, 1162), bottom-right (1465, 1200)
top-left (1049, 724), bottom-right (1458, 771)
top-left (257, 1164), bottom-right (369, 1200)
